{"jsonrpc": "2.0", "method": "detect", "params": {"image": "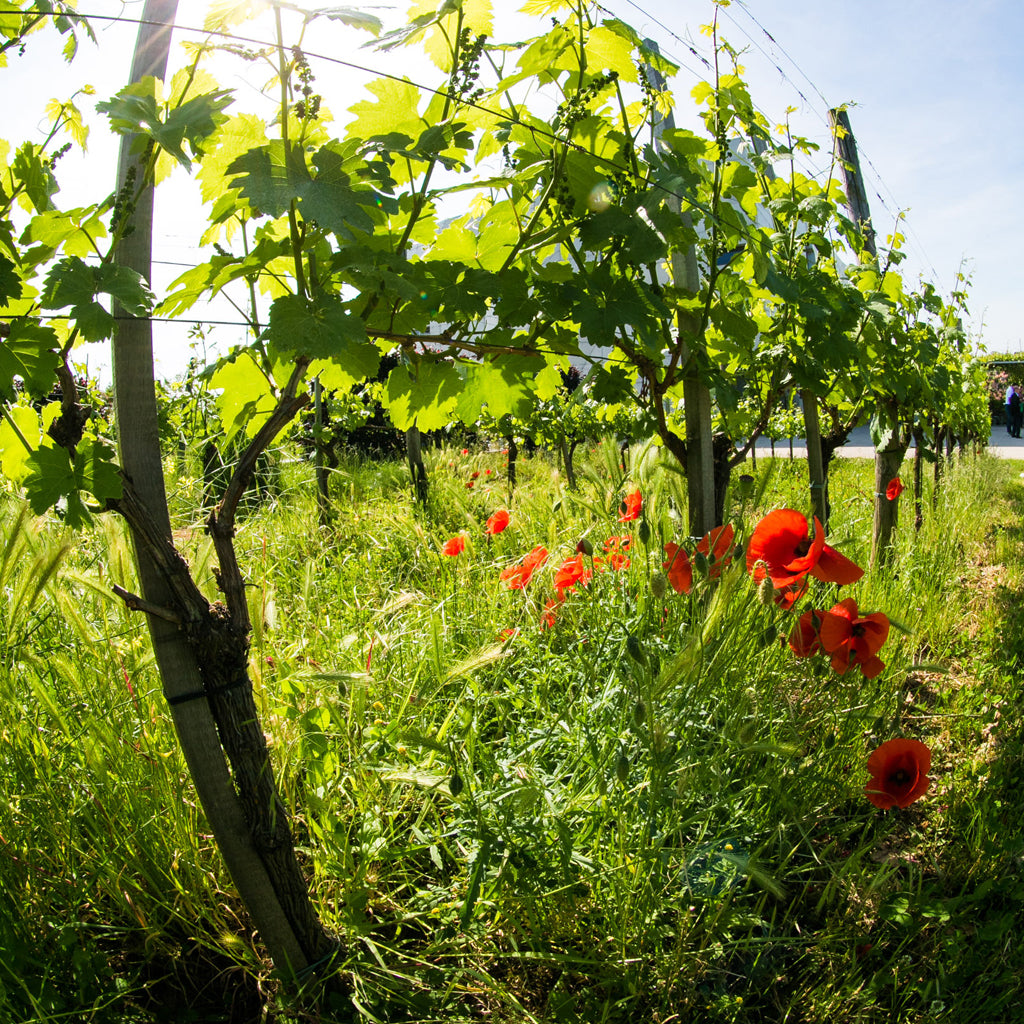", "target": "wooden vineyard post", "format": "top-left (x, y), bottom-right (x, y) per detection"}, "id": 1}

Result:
top-left (871, 436), bottom-right (905, 567)
top-left (912, 423), bottom-right (925, 531)
top-left (832, 108), bottom-right (906, 565)
top-left (646, 42), bottom-right (715, 536)
top-left (829, 109), bottom-right (877, 259)
top-left (313, 377), bottom-right (331, 525)
top-left (754, 132), bottom-right (828, 531)
top-left (111, 0), bottom-right (333, 975)
top-left (801, 389), bottom-right (828, 530)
